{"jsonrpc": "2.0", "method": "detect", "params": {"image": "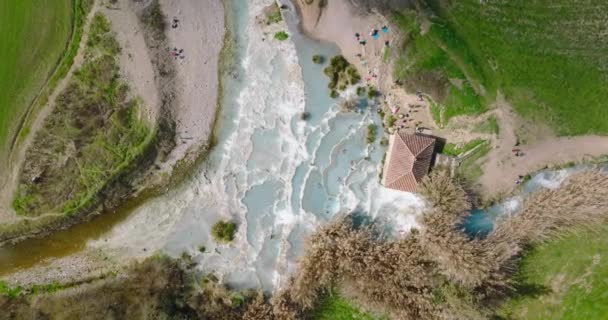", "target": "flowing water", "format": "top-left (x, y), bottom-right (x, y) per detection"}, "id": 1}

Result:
top-left (0, 0), bottom-right (605, 290)
top-left (87, 0), bottom-right (424, 290)
top-left (463, 163), bottom-right (608, 236)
